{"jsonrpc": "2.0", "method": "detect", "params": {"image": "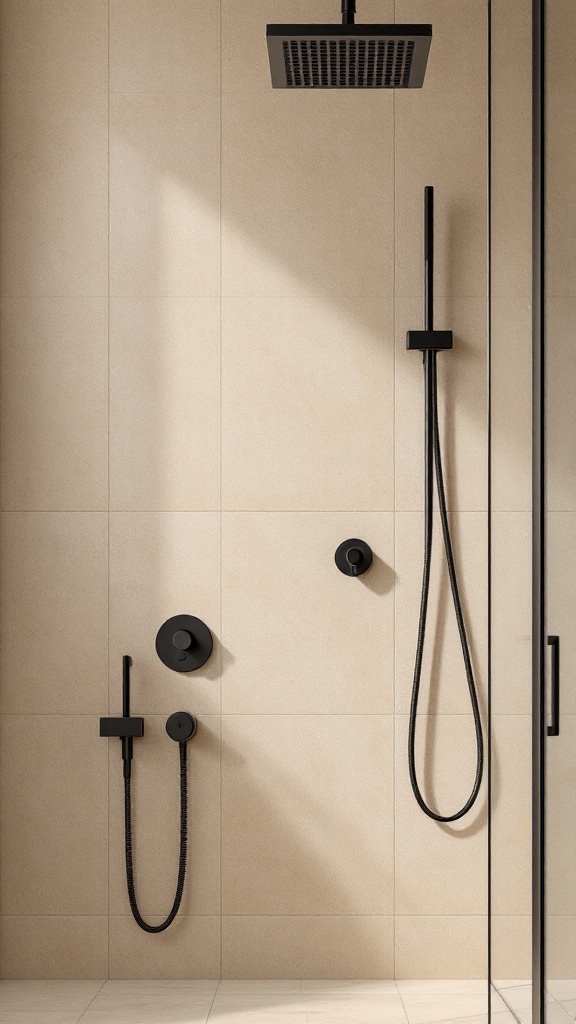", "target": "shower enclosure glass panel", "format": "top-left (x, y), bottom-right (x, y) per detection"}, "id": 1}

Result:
top-left (544, 0), bottom-right (576, 1015)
